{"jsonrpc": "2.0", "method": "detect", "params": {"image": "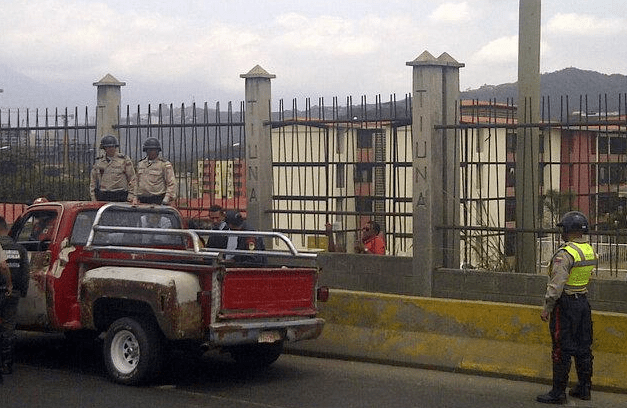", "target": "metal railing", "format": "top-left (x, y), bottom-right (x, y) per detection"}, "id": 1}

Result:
top-left (4, 93), bottom-right (627, 278)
